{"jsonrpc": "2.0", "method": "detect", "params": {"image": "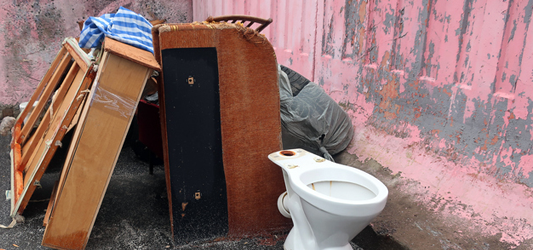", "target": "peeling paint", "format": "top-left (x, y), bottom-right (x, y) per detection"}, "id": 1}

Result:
top-left (307, 0), bottom-right (533, 247)
top-left (0, 0), bottom-right (192, 106)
